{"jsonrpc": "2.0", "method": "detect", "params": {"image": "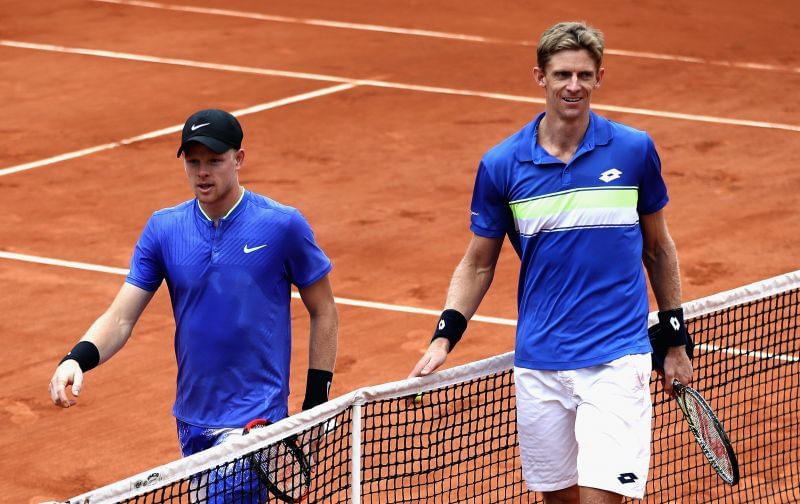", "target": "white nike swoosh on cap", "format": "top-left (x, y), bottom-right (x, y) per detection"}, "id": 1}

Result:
top-left (191, 122), bottom-right (210, 131)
